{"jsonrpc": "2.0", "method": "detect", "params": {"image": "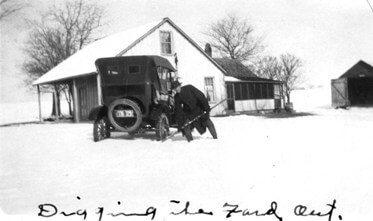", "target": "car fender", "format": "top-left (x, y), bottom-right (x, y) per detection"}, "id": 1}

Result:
top-left (150, 104), bottom-right (170, 120)
top-left (88, 105), bottom-right (108, 121)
